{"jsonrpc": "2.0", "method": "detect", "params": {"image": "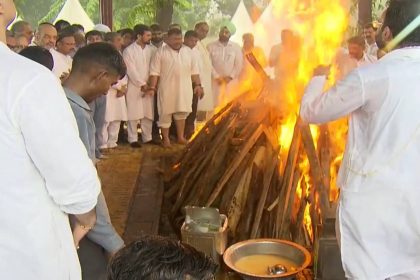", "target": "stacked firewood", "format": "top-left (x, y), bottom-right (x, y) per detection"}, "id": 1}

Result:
top-left (164, 93), bottom-right (335, 249)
